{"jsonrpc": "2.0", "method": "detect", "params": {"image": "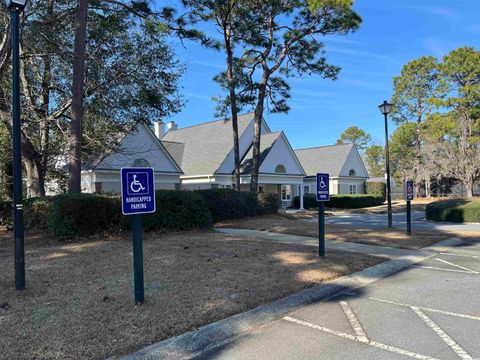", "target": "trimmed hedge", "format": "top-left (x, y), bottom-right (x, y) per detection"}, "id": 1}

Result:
top-left (195, 189), bottom-right (279, 222)
top-left (426, 199), bottom-right (480, 223)
top-left (0, 189), bottom-right (279, 239)
top-left (136, 190), bottom-right (212, 232)
top-left (294, 194), bottom-right (385, 209)
top-left (365, 182), bottom-right (386, 201)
